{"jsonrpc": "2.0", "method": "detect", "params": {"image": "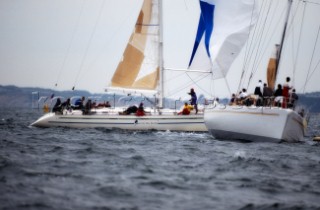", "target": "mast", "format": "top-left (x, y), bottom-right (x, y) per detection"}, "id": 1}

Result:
top-left (275, 0), bottom-right (293, 76)
top-left (158, 0), bottom-right (164, 108)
